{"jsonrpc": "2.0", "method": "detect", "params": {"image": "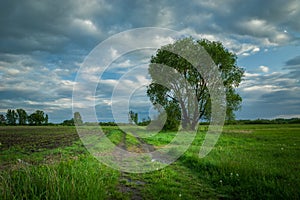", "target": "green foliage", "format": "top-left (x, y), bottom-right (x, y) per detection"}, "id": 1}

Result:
top-left (3, 109), bottom-right (49, 125)
top-left (74, 112), bottom-right (83, 125)
top-left (147, 37), bottom-right (244, 130)
top-left (99, 121), bottom-right (118, 126)
top-left (161, 101), bottom-right (181, 131)
top-left (28, 110), bottom-right (47, 125)
top-left (230, 118), bottom-right (300, 125)
top-left (0, 114), bottom-right (6, 125)
top-left (106, 129), bottom-right (124, 145)
top-left (137, 117), bottom-right (151, 126)
top-left (128, 110), bottom-right (138, 124)
top-left (45, 114), bottom-right (48, 125)
top-left (61, 118), bottom-right (75, 126)
top-left (16, 108), bottom-right (27, 125)
top-left (6, 109), bottom-right (17, 125)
